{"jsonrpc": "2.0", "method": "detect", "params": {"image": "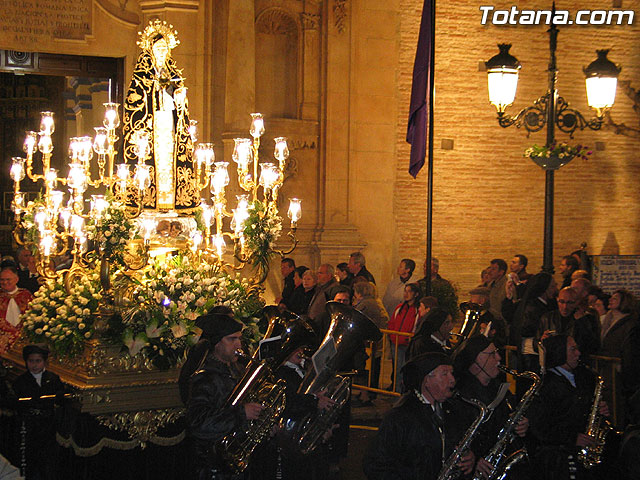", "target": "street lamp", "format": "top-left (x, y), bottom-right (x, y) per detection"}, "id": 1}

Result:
top-left (485, 23), bottom-right (620, 274)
